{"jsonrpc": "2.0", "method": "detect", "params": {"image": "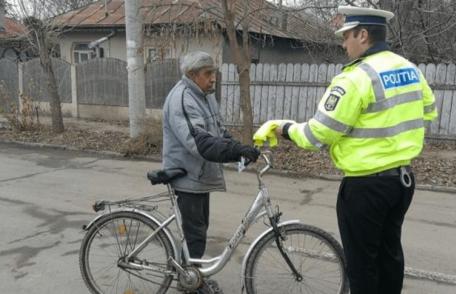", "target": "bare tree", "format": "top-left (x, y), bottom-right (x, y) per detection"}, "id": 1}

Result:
top-left (356, 0), bottom-right (456, 63)
top-left (139, 0), bottom-right (257, 143)
top-left (287, 0), bottom-right (456, 63)
top-left (279, 0), bottom-right (343, 22)
top-left (48, 0), bottom-right (96, 15)
top-left (10, 0), bottom-right (65, 133)
top-left (221, 0), bottom-right (254, 144)
top-left (382, 0), bottom-right (456, 63)
top-left (4, 0), bottom-right (96, 133)
top-left (140, 0), bottom-right (342, 142)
